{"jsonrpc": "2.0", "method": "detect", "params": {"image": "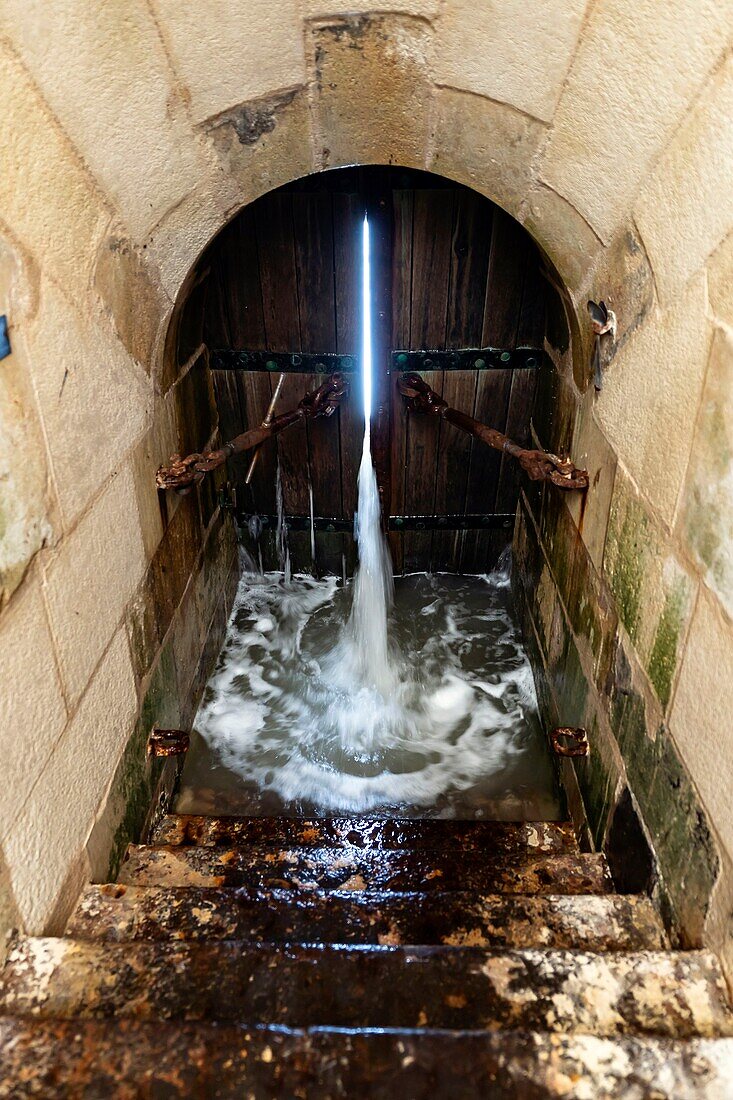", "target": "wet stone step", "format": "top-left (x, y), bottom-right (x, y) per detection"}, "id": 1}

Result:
top-left (2, 939), bottom-right (730, 1039)
top-left (118, 844), bottom-right (612, 895)
top-left (68, 885), bottom-right (668, 951)
top-left (1, 1020), bottom-right (731, 1100)
top-left (152, 815), bottom-right (579, 854)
